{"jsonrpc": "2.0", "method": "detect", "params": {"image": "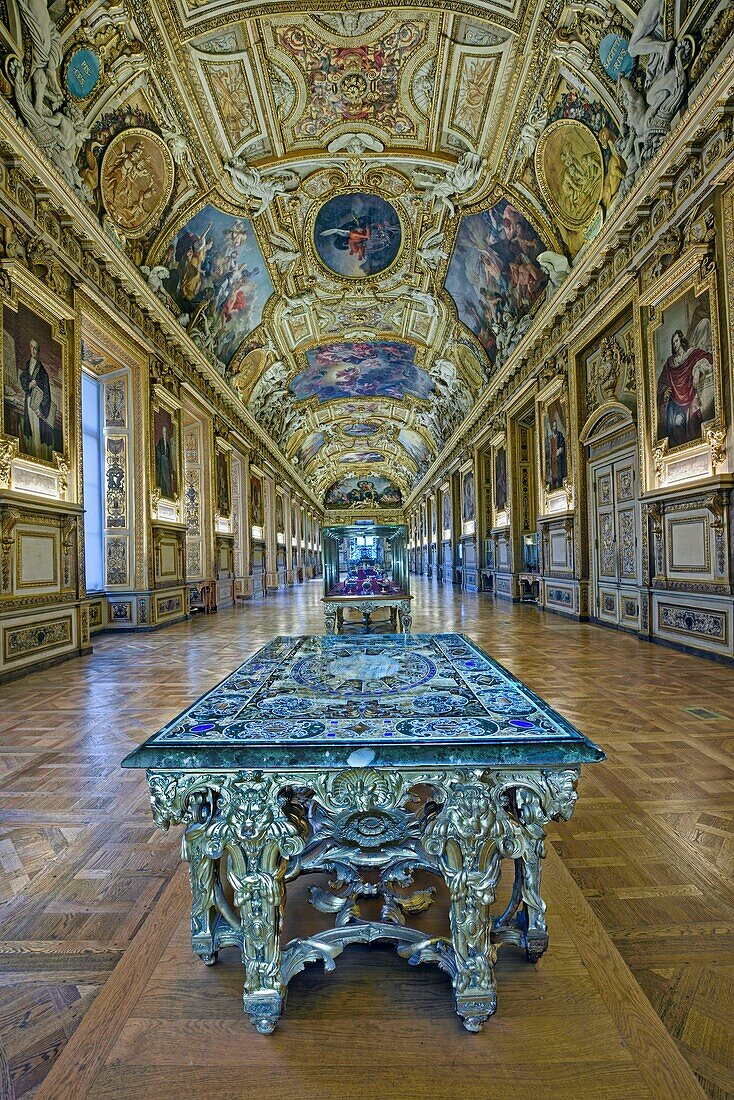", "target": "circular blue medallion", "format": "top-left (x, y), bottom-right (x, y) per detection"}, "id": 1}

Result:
top-left (314, 193), bottom-right (402, 279)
